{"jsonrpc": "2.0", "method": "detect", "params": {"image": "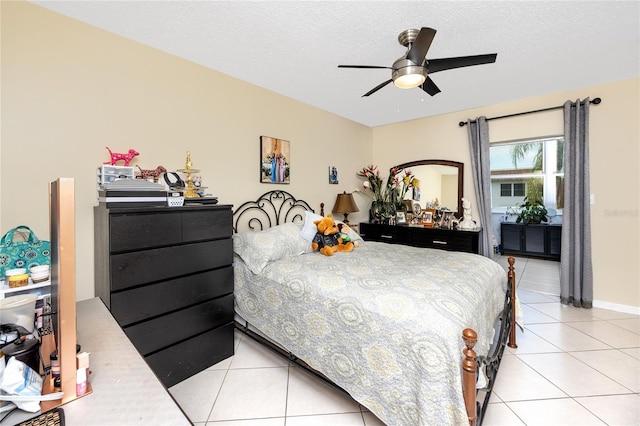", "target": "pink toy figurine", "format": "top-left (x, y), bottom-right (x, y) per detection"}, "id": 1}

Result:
top-left (104, 147), bottom-right (139, 166)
